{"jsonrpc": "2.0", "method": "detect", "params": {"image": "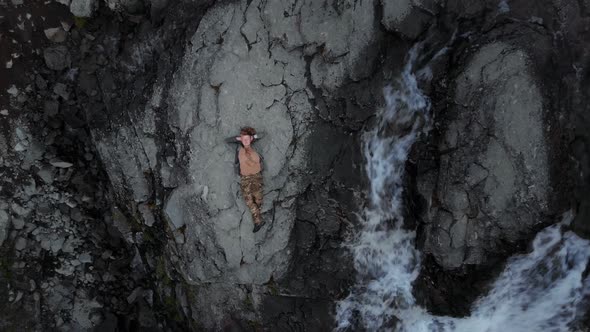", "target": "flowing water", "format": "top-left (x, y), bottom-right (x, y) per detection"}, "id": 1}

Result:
top-left (335, 46), bottom-right (590, 332)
